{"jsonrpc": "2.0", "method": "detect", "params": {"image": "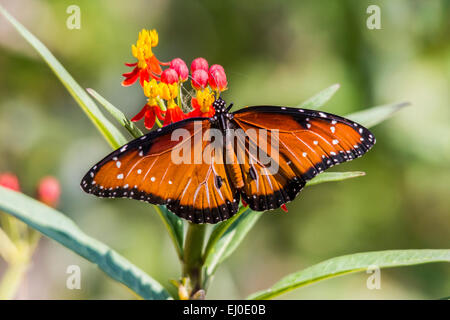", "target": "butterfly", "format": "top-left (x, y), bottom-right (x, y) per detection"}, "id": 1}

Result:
top-left (81, 98), bottom-right (375, 224)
